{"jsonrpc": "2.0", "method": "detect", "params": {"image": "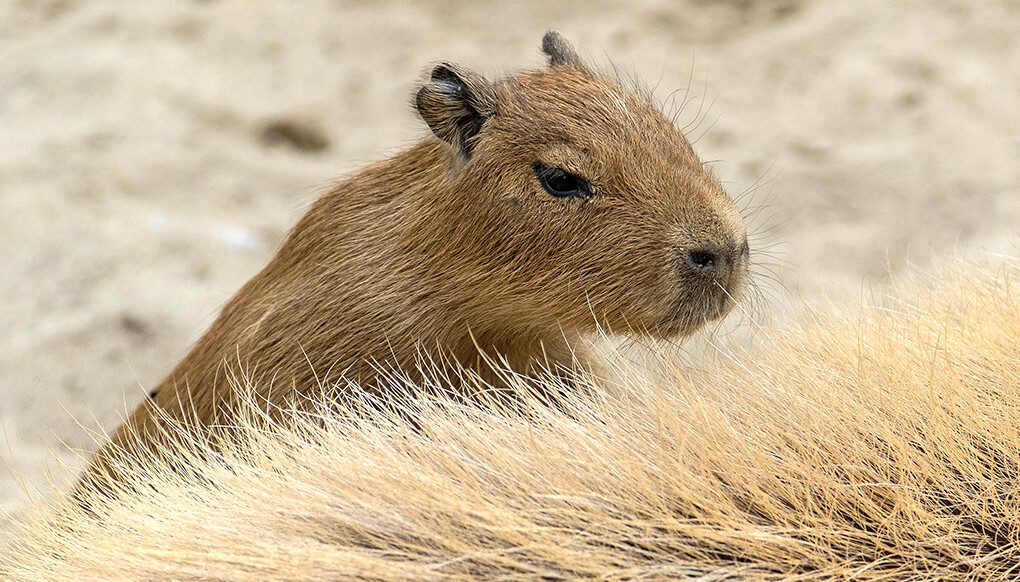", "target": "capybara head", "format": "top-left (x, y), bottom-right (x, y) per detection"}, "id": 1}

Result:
top-left (414, 32), bottom-right (749, 340)
top-left (76, 32), bottom-right (753, 496)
